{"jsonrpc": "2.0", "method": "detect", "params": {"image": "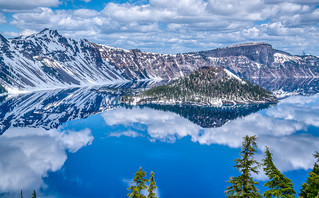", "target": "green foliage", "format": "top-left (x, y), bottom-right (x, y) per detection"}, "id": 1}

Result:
top-left (32, 190), bottom-right (36, 198)
top-left (263, 146), bottom-right (296, 197)
top-left (128, 167), bottom-right (149, 198)
top-left (147, 172), bottom-right (157, 198)
top-left (20, 189), bottom-right (23, 198)
top-left (225, 135), bottom-right (262, 198)
top-left (299, 152), bottom-right (319, 198)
